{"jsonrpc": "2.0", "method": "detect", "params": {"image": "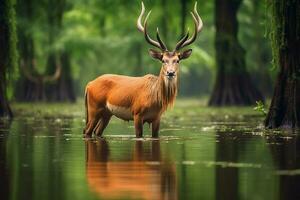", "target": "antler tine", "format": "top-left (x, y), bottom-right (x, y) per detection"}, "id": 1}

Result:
top-left (137, 1), bottom-right (146, 32)
top-left (143, 22), bottom-right (162, 49)
top-left (20, 59), bottom-right (39, 83)
top-left (175, 29), bottom-right (190, 51)
top-left (44, 58), bottom-right (62, 82)
top-left (175, 2), bottom-right (203, 51)
top-left (193, 2), bottom-right (203, 32)
top-left (156, 28), bottom-right (167, 50)
top-left (137, 2), bottom-right (167, 50)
